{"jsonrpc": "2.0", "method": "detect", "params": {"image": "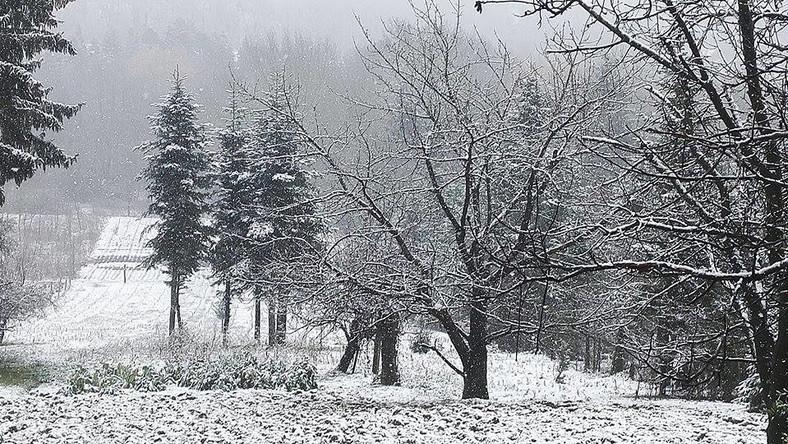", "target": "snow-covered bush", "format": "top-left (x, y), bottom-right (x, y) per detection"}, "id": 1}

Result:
top-left (167, 351), bottom-right (316, 391)
top-left (67, 363), bottom-right (168, 394)
top-left (735, 368), bottom-right (764, 411)
top-left (66, 351), bottom-right (318, 395)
